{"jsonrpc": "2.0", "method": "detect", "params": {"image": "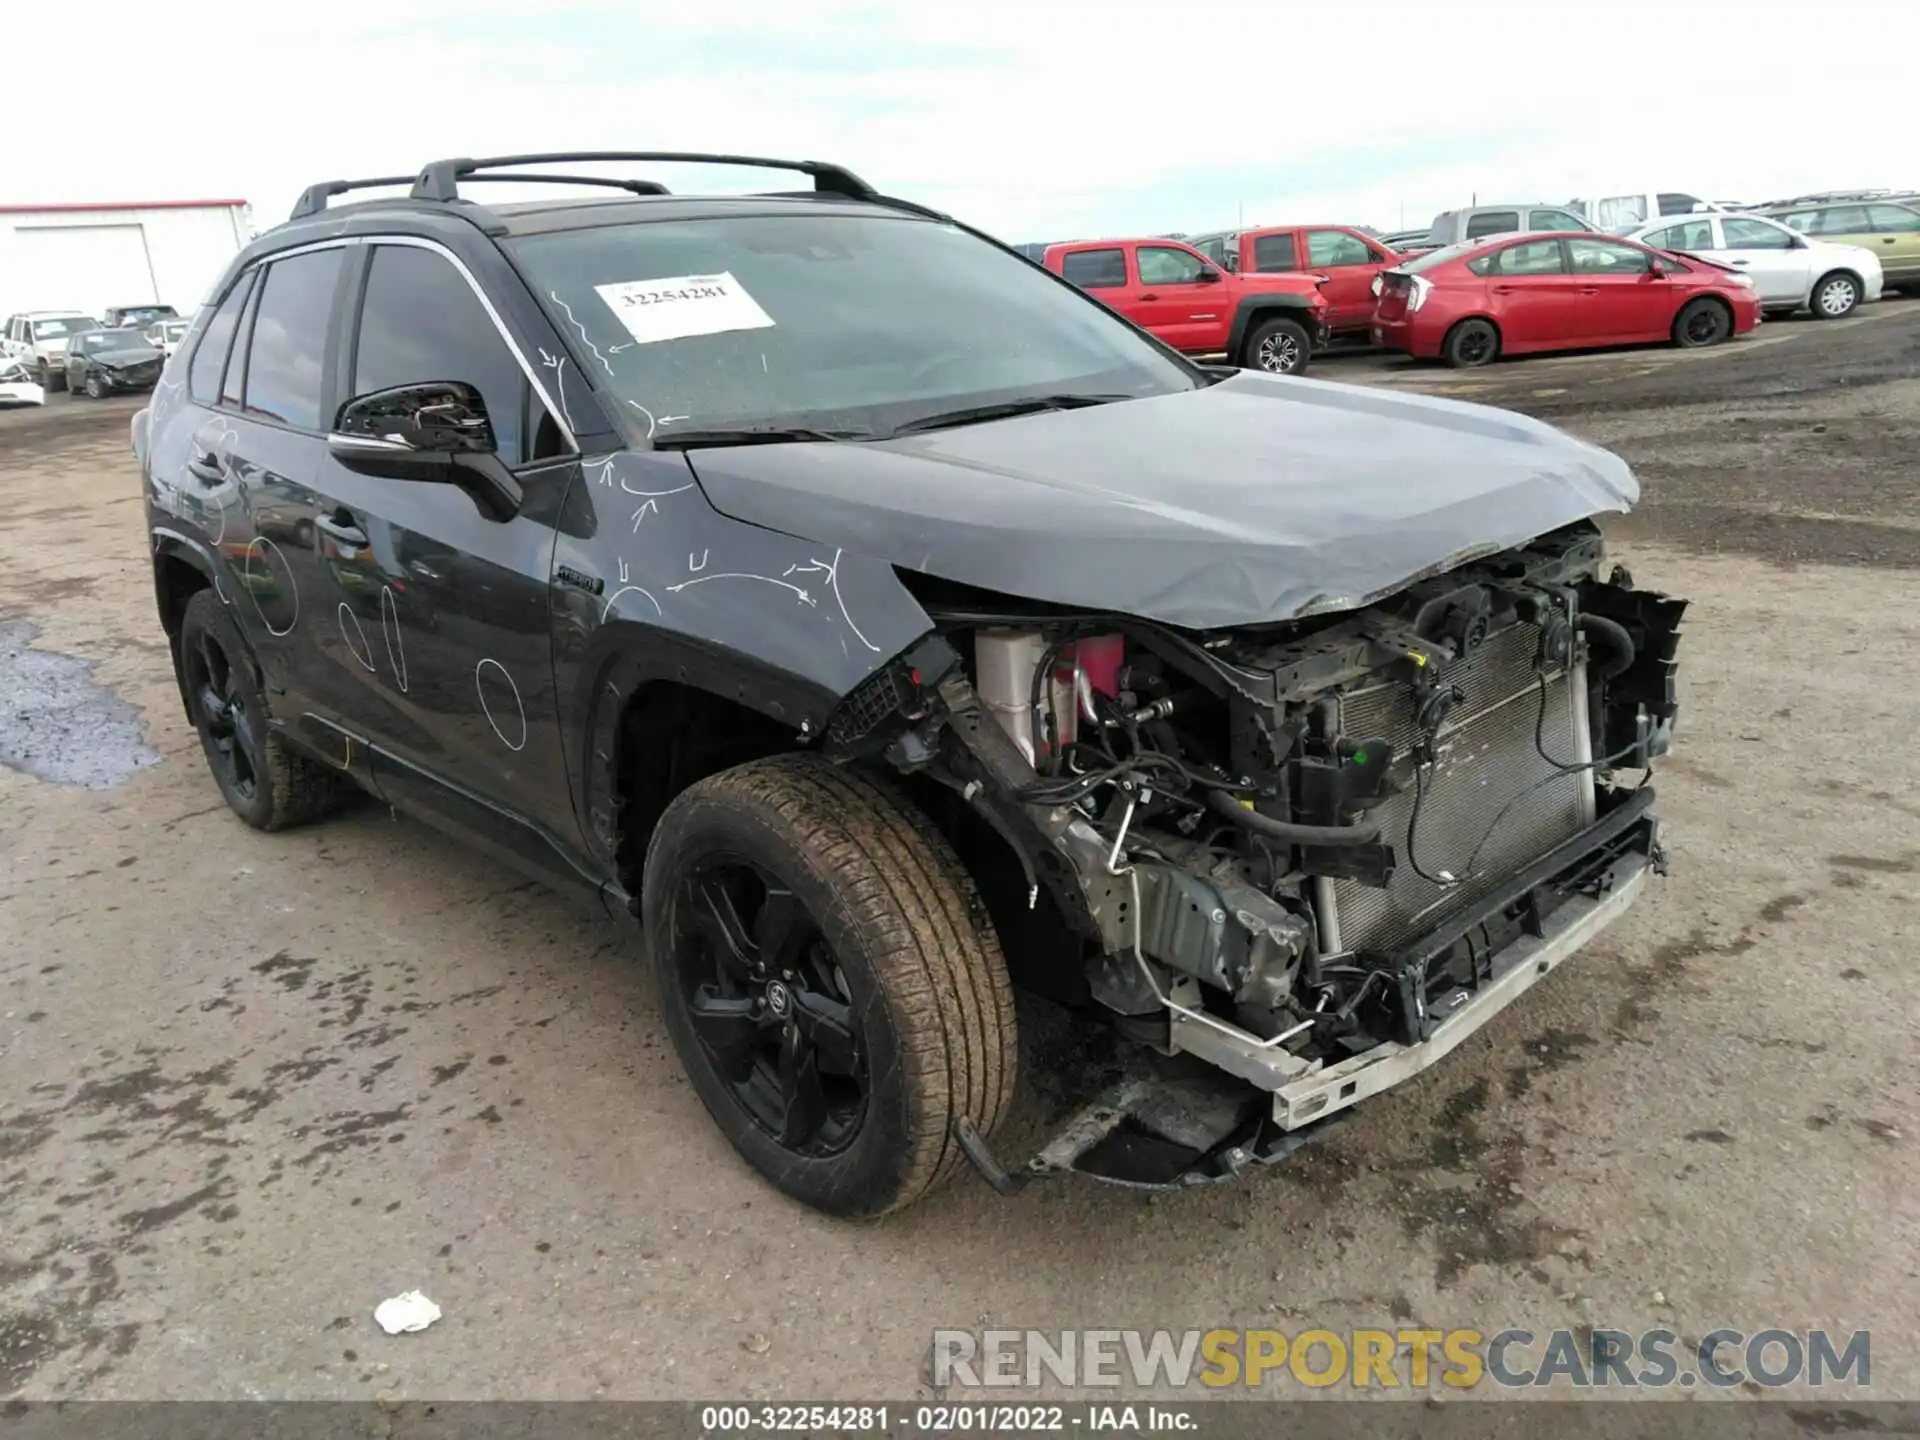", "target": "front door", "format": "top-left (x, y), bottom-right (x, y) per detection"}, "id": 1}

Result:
top-left (1563, 236), bottom-right (1672, 343)
top-left (1715, 217), bottom-right (1811, 305)
top-left (318, 240), bottom-right (587, 880)
top-left (1131, 244), bottom-right (1227, 351)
